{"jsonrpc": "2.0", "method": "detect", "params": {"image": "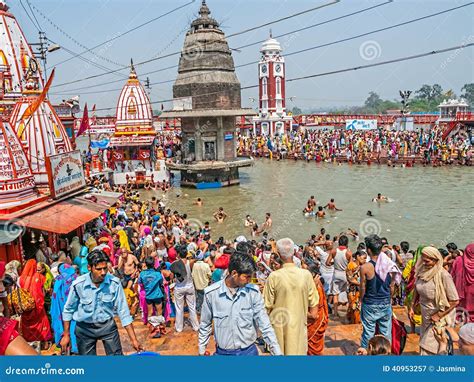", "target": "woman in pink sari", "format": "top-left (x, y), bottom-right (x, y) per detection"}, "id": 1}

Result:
top-left (160, 262), bottom-right (173, 326)
top-left (19, 259), bottom-right (52, 347)
top-left (451, 243), bottom-right (474, 323)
